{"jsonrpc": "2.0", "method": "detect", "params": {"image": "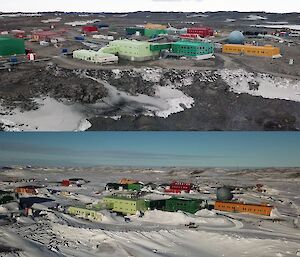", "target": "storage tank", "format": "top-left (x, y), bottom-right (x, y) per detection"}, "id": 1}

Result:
top-left (216, 186), bottom-right (233, 201)
top-left (228, 31), bottom-right (245, 44)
